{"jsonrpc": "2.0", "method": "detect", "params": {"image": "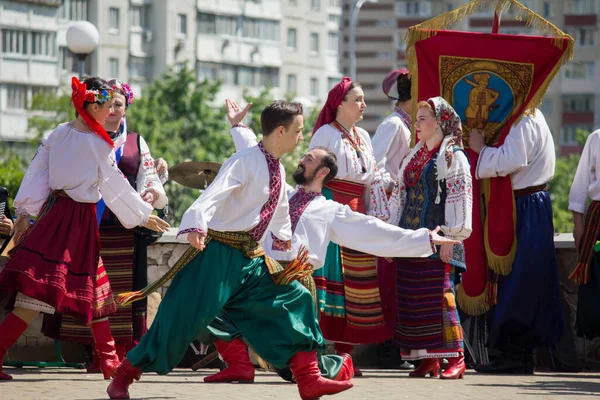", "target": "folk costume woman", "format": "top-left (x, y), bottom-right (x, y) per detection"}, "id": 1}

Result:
top-left (41, 80), bottom-right (169, 369)
top-left (308, 77), bottom-right (391, 374)
top-left (389, 97), bottom-right (473, 379)
top-left (0, 77), bottom-right (168, 381)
